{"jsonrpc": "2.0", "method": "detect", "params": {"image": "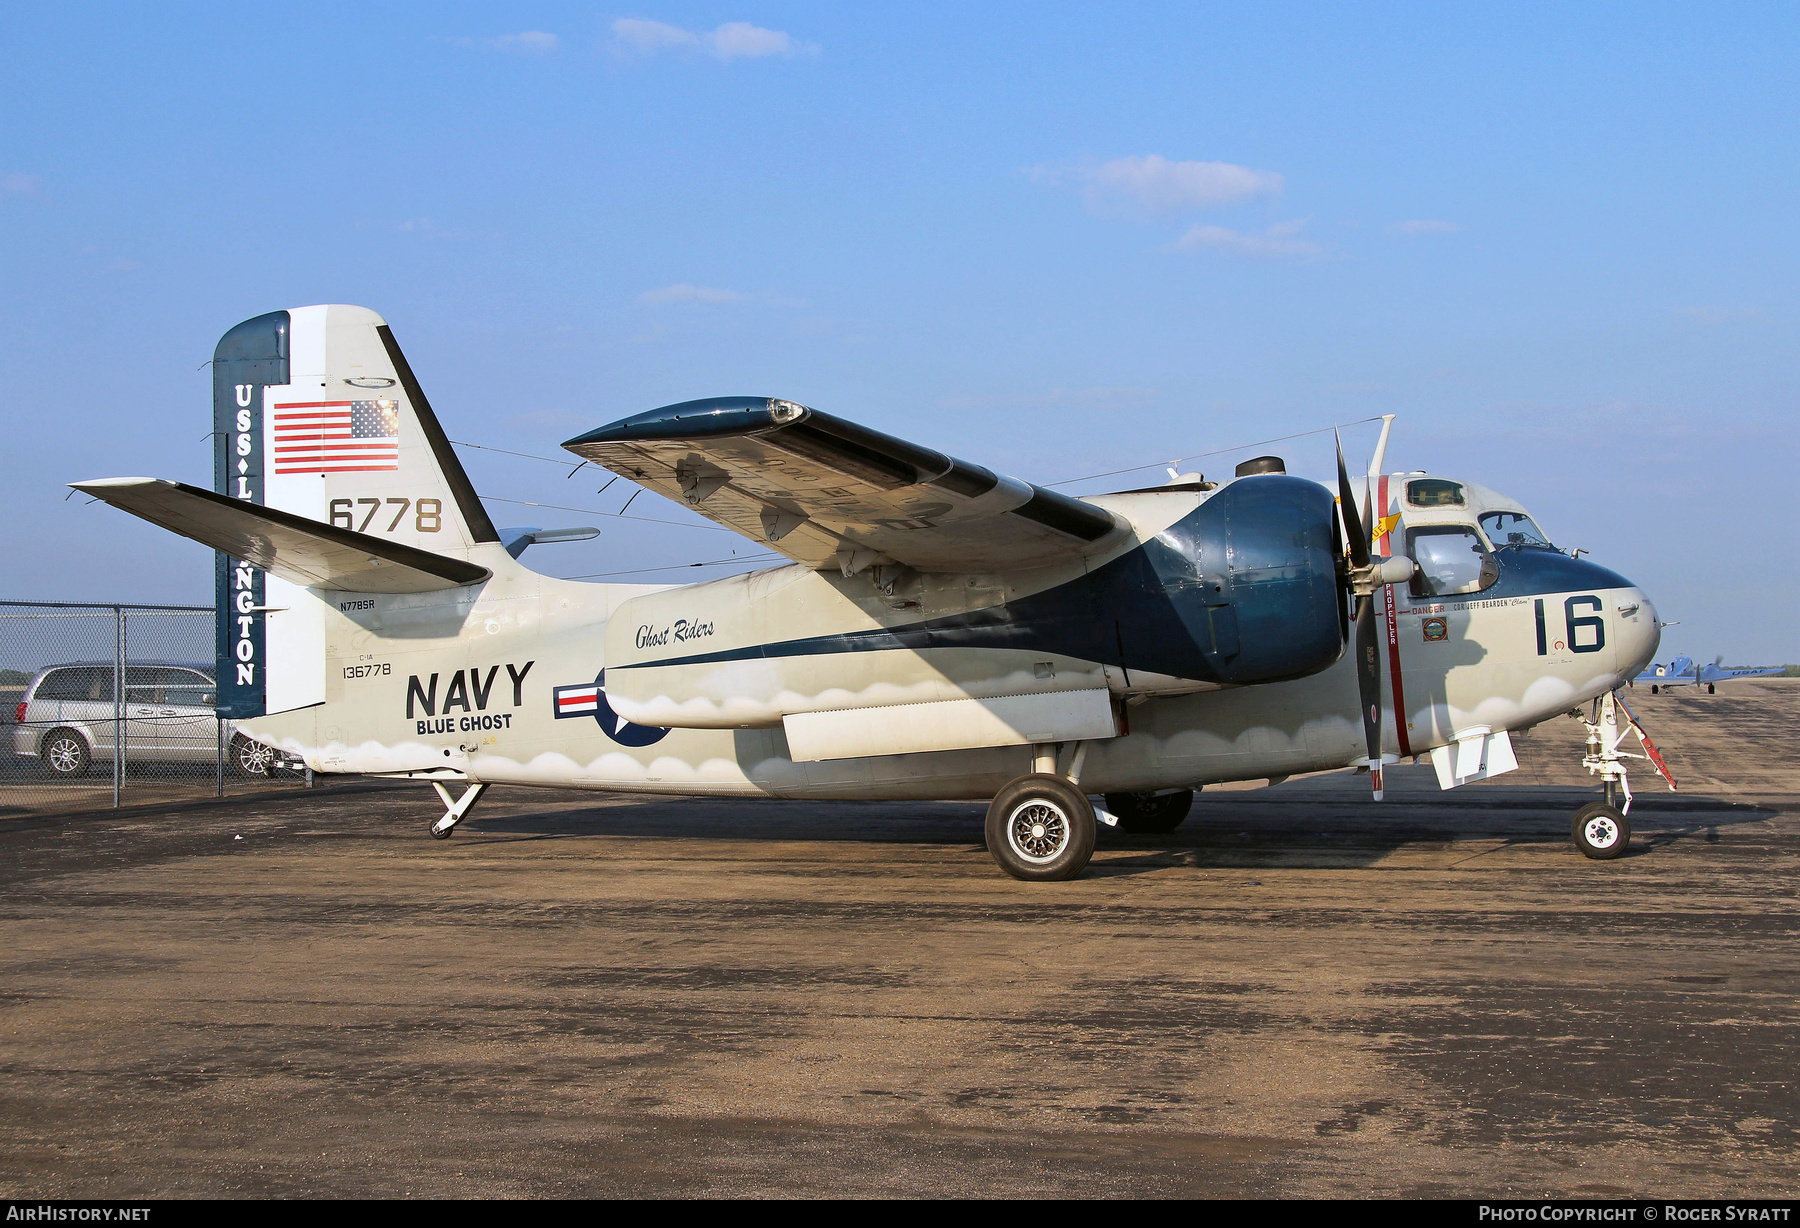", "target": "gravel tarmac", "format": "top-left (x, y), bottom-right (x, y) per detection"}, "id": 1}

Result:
top-left (2, 681), bottom-right (1797, 1197)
